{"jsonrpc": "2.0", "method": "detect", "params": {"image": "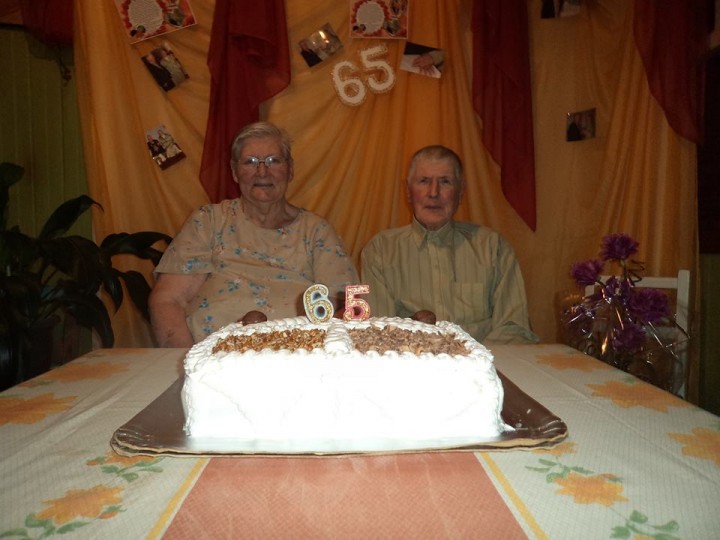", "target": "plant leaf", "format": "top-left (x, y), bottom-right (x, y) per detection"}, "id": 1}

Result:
top-left (1, 186), bottom-right (169, 365)
top-left (0, 273), bottom-right (45, 325)
top-left (101, 267), bottom-right (124, 311)
top-left (38, 196), bottom-right (101, 240)
top-left (100, 231), bottom-right (172, 264)
top-left (59, 290), bottom-right (115, 347)
top-left (0, 162), bottom-right (25, 232)
top-left (0, 229), bottom-right (39, 274)
top-left (119, 270), bottom-right (153, 320)
top-left (39, 236), bottom-right (104, 291)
